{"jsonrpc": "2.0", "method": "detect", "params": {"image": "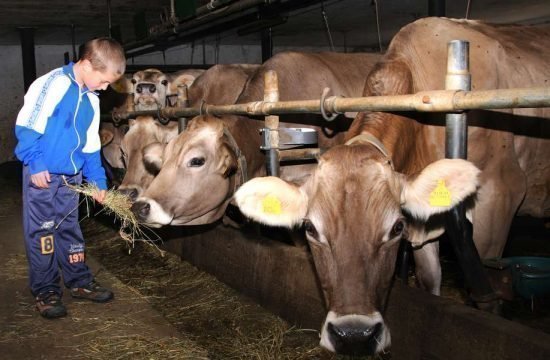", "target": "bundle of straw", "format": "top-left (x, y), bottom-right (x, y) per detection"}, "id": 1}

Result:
top-left (63, 178), bottom-right (164, 256)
